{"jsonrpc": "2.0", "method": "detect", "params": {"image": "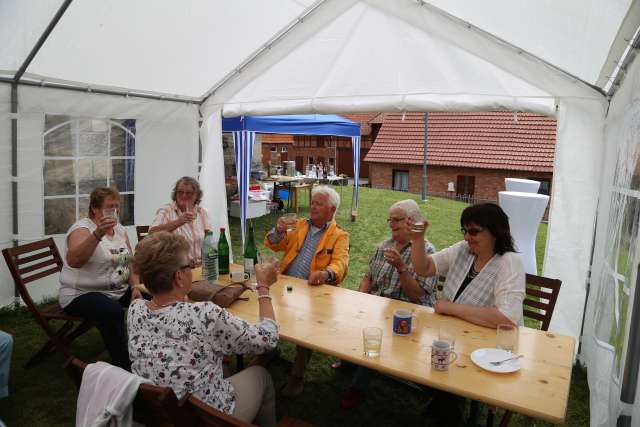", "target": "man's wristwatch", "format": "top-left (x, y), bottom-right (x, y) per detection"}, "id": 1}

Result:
top-left (92, 230), bottom-right (102, 241)
top-left (397, 266), bottom-right (408, 274)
